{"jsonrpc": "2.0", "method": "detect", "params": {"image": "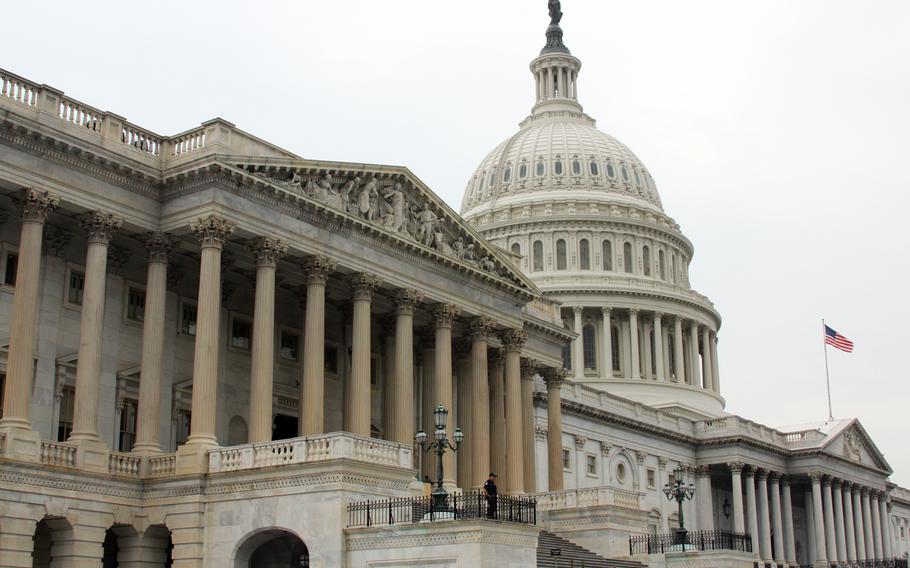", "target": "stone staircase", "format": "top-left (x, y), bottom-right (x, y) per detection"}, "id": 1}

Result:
top-left (537, 530), bottom-right (647, 568)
